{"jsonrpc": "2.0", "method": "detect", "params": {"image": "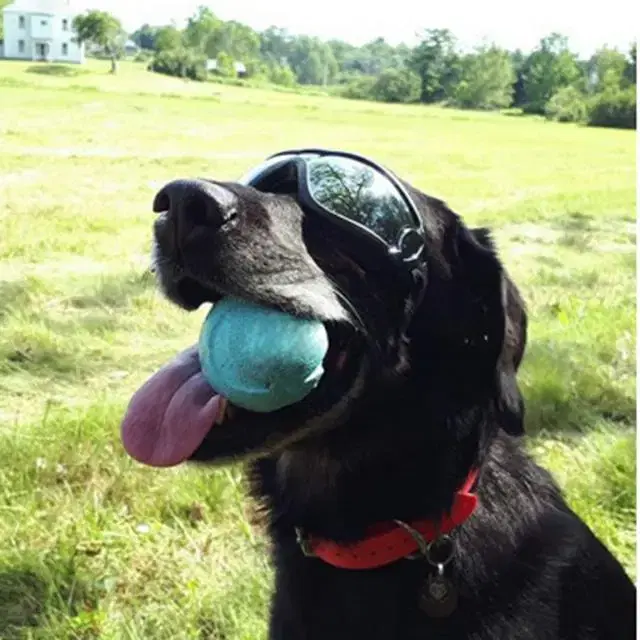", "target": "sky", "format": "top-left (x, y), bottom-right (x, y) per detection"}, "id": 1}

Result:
top-left (75, 0), bottom-right (637, 58)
